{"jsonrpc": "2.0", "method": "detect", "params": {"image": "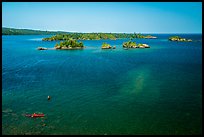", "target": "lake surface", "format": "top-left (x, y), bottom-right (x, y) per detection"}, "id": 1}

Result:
top-left (2, 34), bottom-right (202, 135)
